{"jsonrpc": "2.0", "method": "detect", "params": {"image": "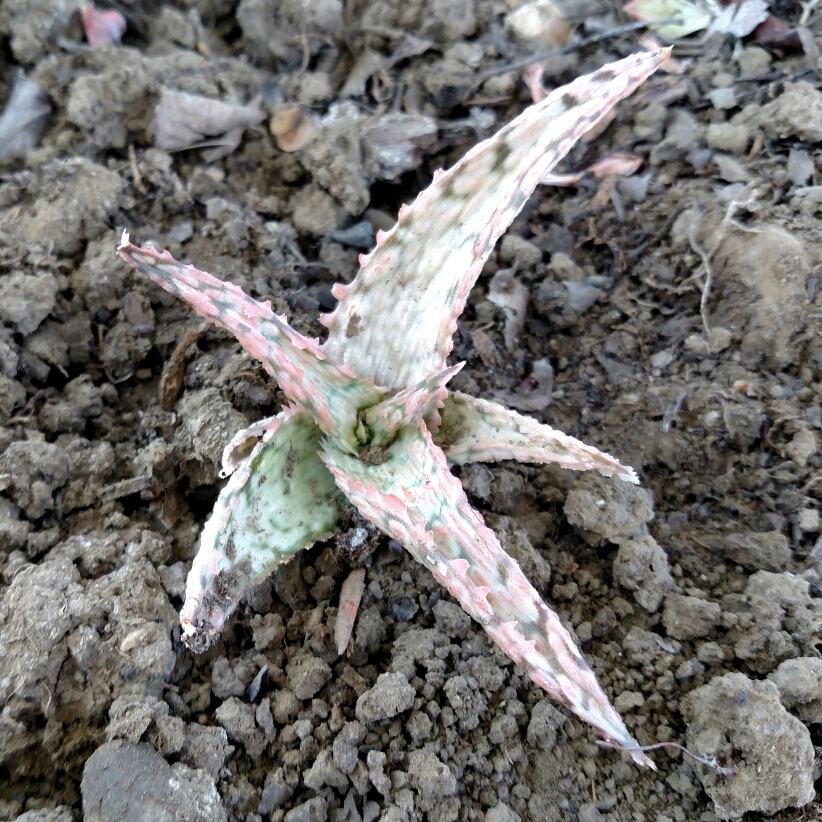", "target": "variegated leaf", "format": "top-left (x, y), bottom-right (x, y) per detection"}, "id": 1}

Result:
top-left (320, 50), bottom-right (669, 389)
top-left (437, 392), bottom-right (638, 482)
top-left (321, 421), bottom-right (651, 765)
top-left (117, 234), bottom-right (383, 454)
top-left (181, 406), bottom-right (342, 651)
